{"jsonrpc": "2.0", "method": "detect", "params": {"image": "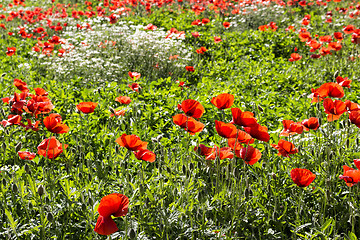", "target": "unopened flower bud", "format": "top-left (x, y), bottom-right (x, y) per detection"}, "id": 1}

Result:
top-left (1, 142), bottom-right (6, 152)
top-left (129, 229), bottom-right (136, 239)
top-left (47, 212), bottom-right (54, 222)
top-left (15, 142), bottom-right (22, 152)
top-left (272, 172), bottom-right (277, 180)
top-left (24, 164), bottom-right (31, 175)
top-left (37, 185), bottom-right (45, 197)
top-left (12, 183), bottom-right (18, 193)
